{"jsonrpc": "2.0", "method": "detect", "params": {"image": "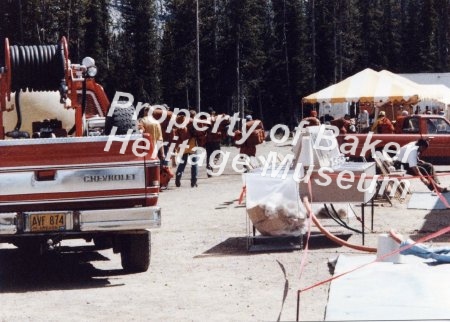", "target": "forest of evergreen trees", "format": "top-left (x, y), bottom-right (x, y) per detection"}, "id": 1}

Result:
top-left (1, 0), bottom-right (449, 128)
